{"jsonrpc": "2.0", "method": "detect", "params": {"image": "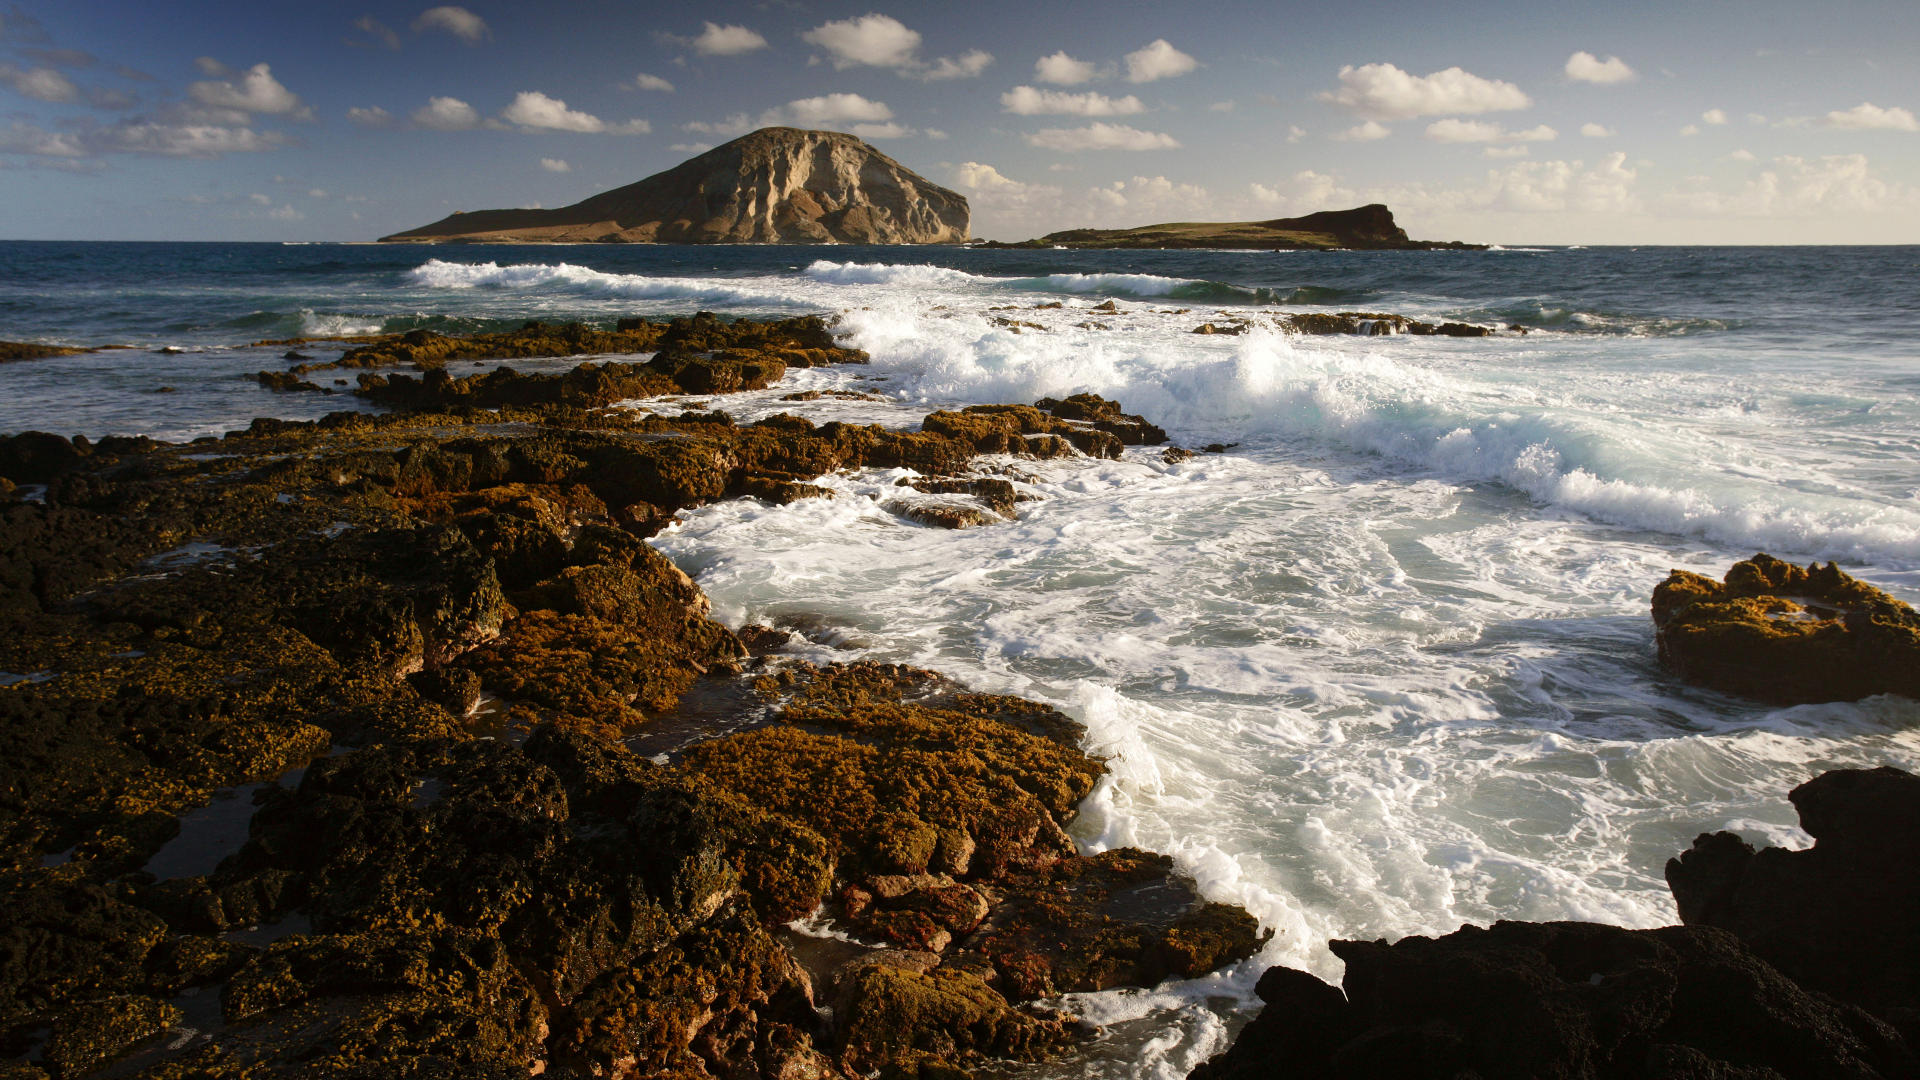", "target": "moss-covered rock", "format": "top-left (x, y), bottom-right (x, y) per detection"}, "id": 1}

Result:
top-left (1652, 553), bottom-right (1920, 703)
